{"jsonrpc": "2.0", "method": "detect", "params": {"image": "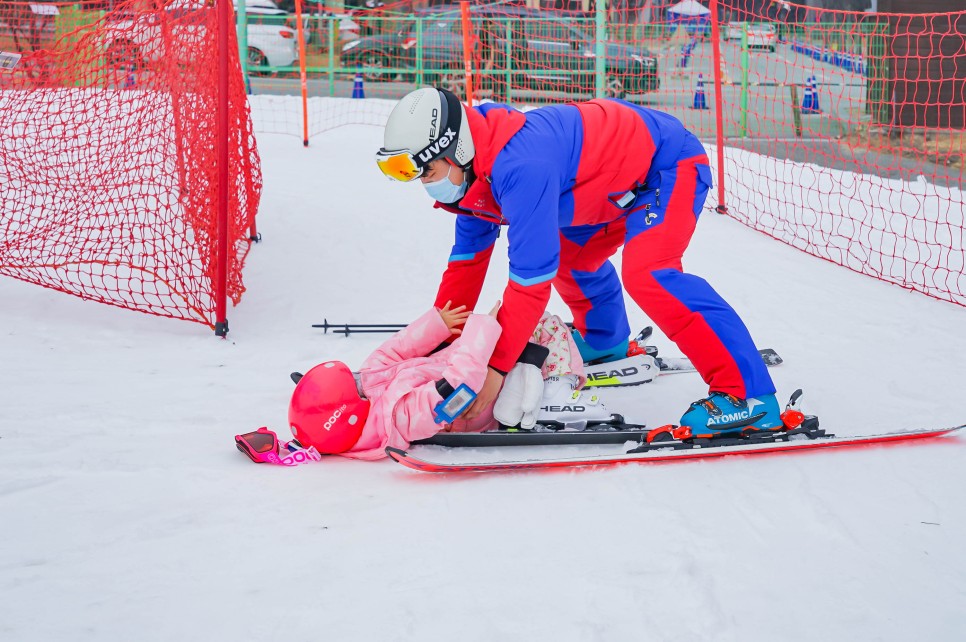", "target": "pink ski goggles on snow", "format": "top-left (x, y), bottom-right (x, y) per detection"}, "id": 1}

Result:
top-left (234, 427), bottom-right (322, 466)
